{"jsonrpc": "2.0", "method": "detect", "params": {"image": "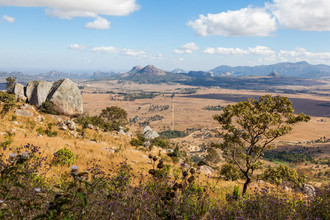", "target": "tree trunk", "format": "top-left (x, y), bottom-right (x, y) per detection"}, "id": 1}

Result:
top-left (242, 177), bottom-right (251, 195)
